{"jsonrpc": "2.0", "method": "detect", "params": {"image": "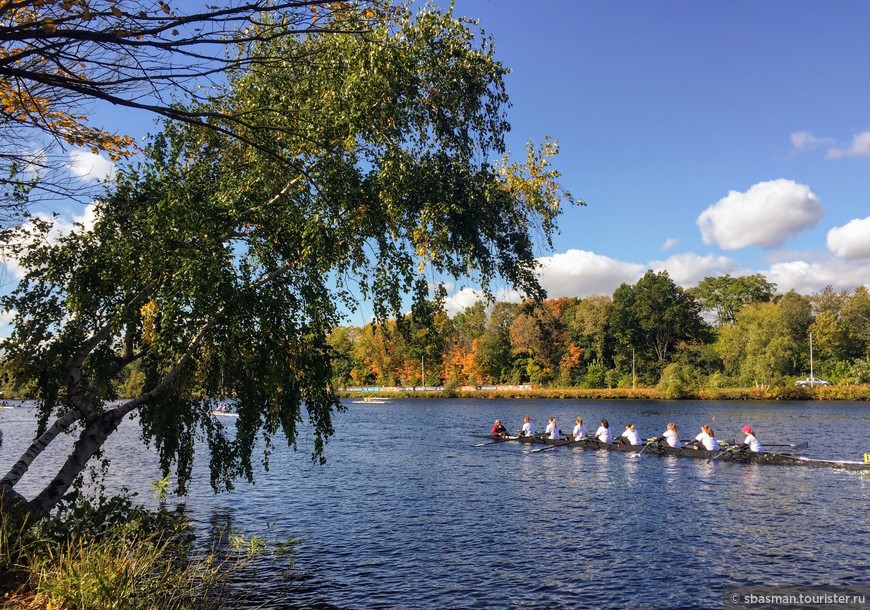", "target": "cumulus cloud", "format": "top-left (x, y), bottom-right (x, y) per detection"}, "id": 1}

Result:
top-left (660, 238), bottom-right (679, 252)
top-left (68, 149), bottom-right (116, 182)
top-left (765, 258), bottom-right (870, 295)
top-left (790, 131), bottom-right (835, 152)
top-left (827, 216), bottom-right (870, 260)
top-left (535, 249), bottom-right (645, 298)
top-left (827, 131), bottom-right (870, 159)
top-left (443, 287), bottom-right (485, 316)
top-left (0, 203), bottom-right (100, 281)
top-left (650, 252), bottom-right (742, 287)
top-left (697, 179), bottom-right (824, 250)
